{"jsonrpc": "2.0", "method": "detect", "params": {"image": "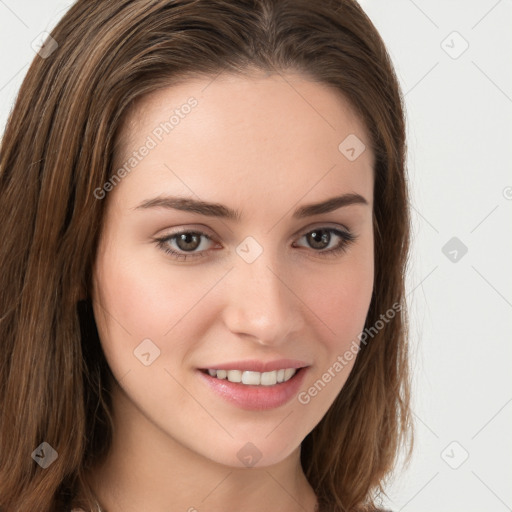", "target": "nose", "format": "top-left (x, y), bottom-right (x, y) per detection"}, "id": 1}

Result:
top-left (220, 249), bottom-right (305, 347)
